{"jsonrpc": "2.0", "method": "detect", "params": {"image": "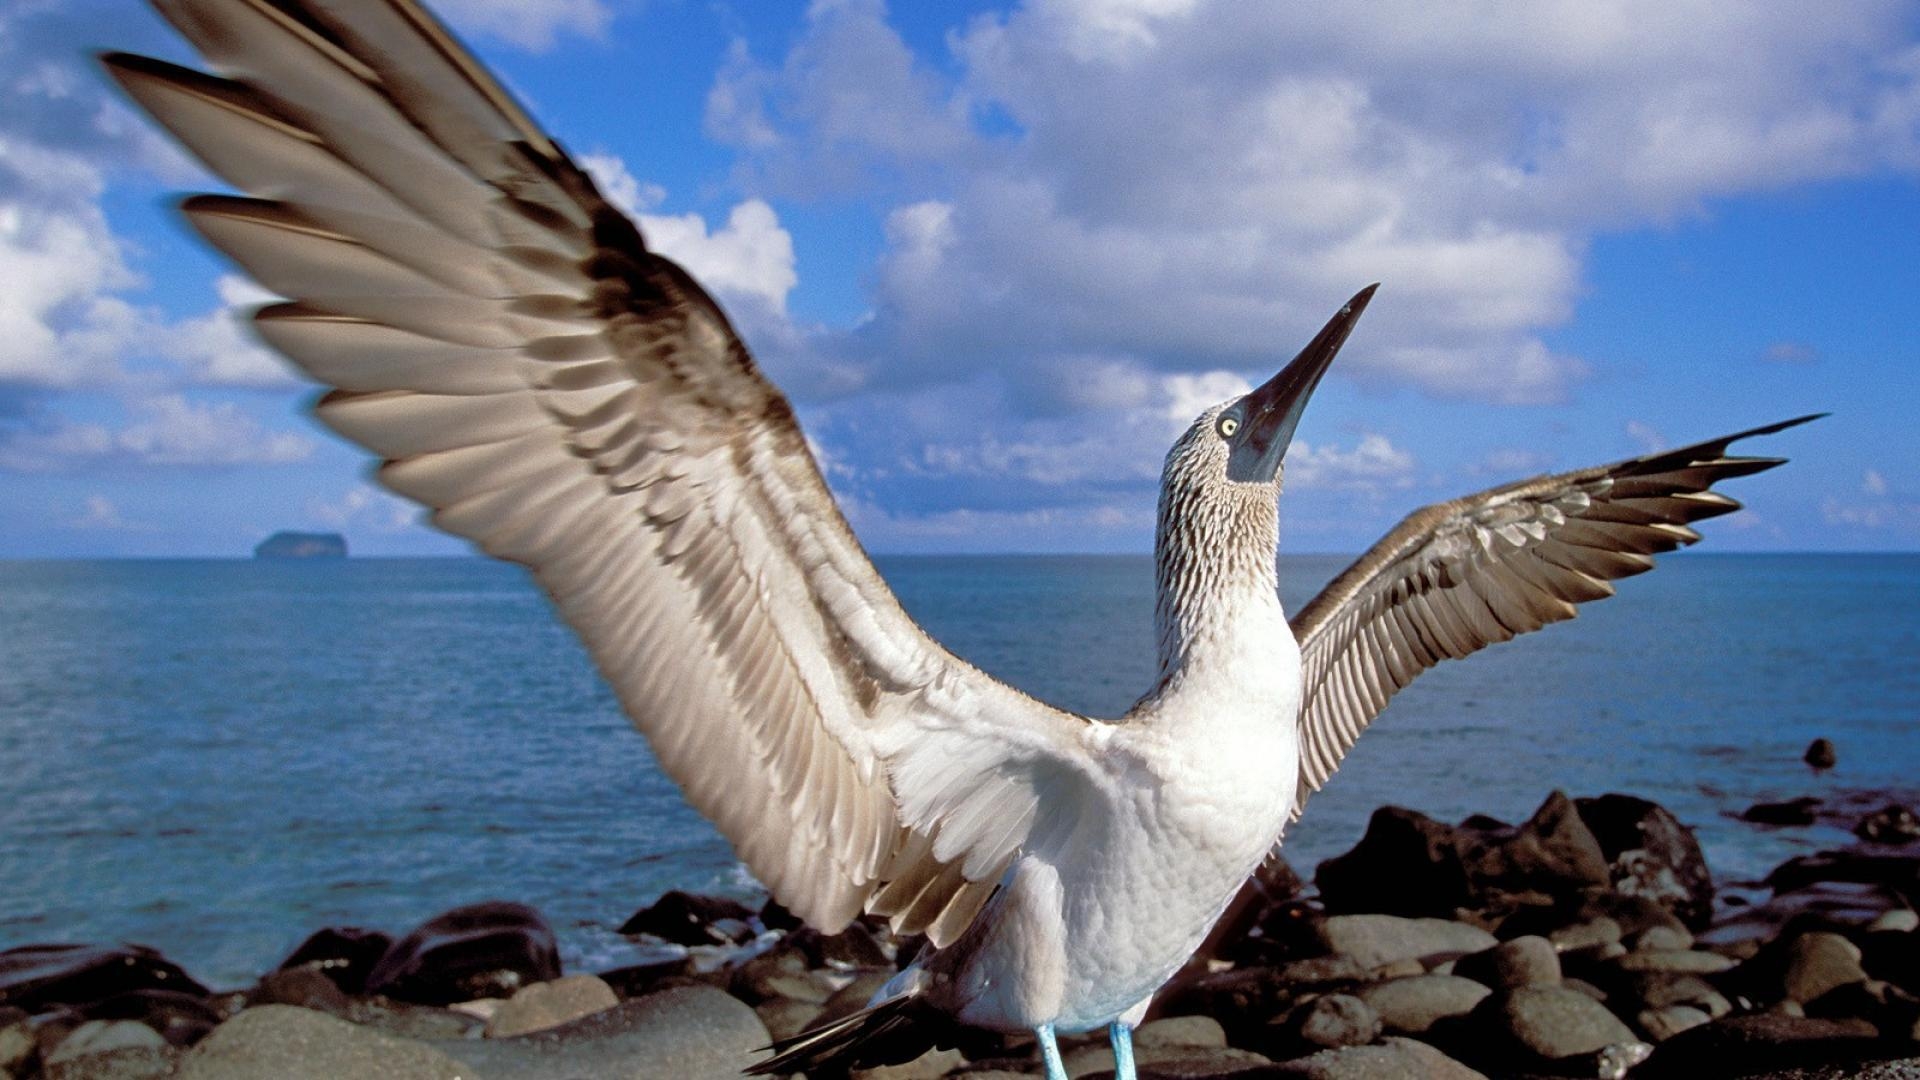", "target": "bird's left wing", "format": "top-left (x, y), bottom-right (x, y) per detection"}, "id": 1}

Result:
top-left (1285, 415), bottom-right (1820, 822)
top-left (105, 0), bottom-right (1107, 947)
